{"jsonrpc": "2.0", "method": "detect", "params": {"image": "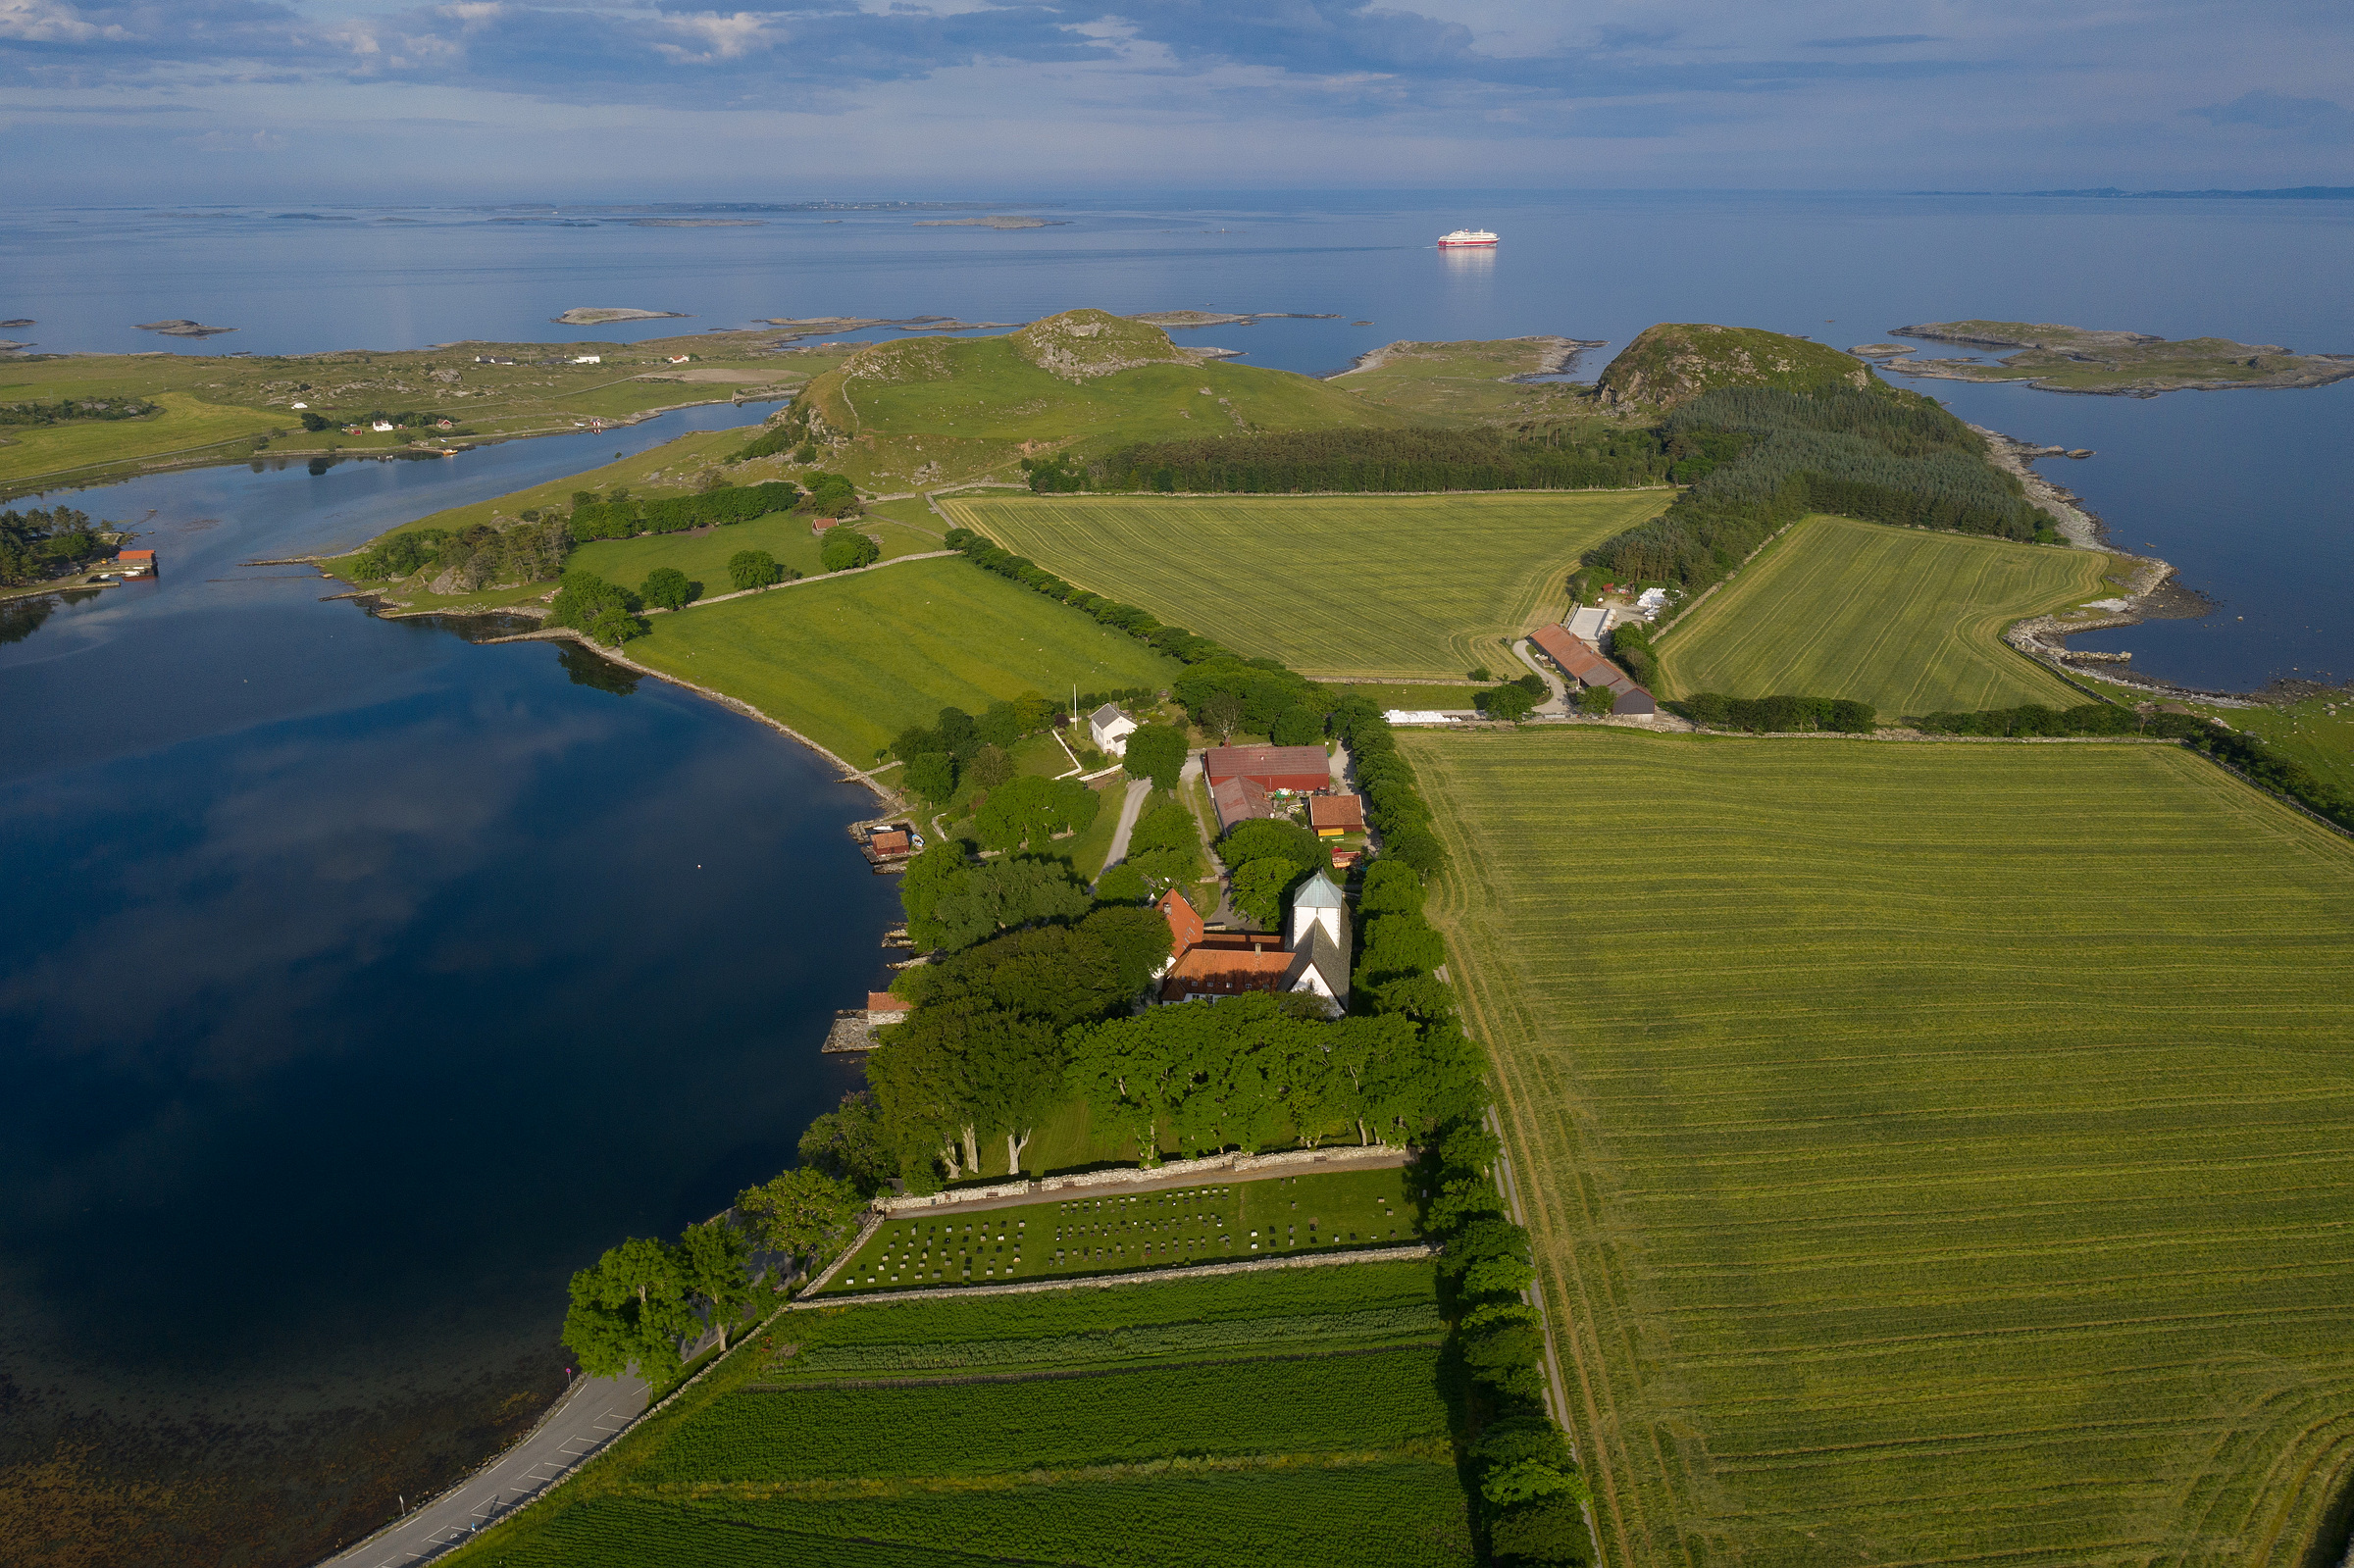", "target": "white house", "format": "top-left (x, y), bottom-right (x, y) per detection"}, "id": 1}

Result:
top-left (573, 354), bottom-right (602, 365)
top-left (1088, 703), bottom-right (1139, 757)
top-left (370, 419), bottom-right (395, 432)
